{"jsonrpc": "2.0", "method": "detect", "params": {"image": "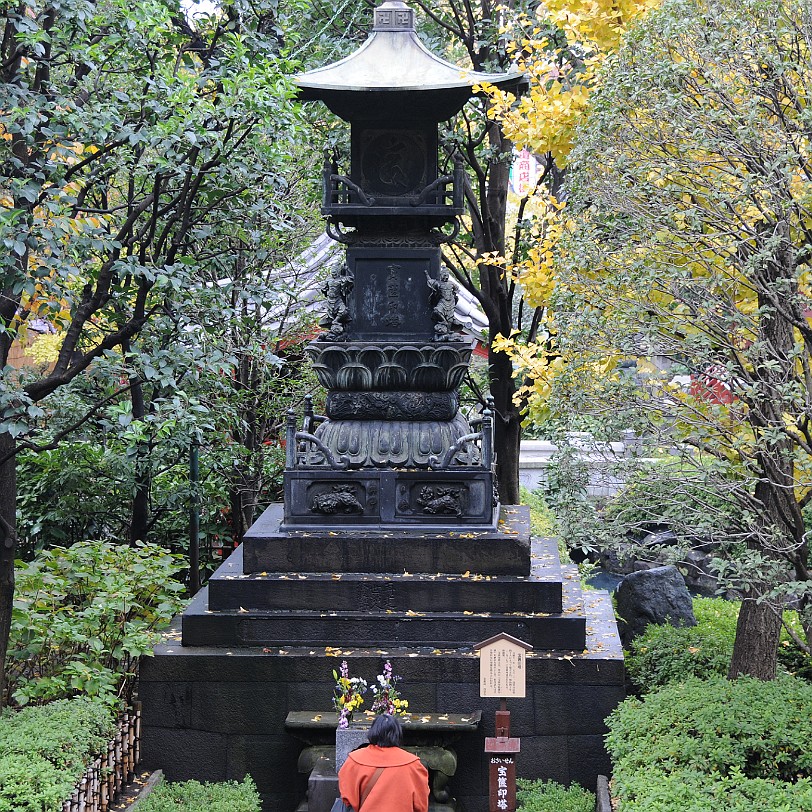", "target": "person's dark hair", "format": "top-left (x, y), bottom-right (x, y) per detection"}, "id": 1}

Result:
top-left (367, 714), bottom-right (403, 747)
